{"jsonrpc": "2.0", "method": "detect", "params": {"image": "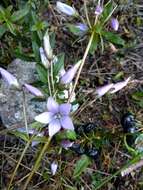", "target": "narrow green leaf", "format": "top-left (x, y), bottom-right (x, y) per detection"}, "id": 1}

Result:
top-left (11, 131), bottom-right (29, 142)
top-left (53, 53), bottom-right (65, 76)
top-left (101, 31), bottom-right (125, 46)
top-left (14, 51), bottom-right (35, 61)
top-left (11, 6), bottom-right (29, 22)
top-left (89, 33), bottom-right (98, 54)
top-left (36, 64), bottom-right (48, 83)
top-left (0, 24), bottom-right (7, 38)
top-left (73, 155), bottom-right (91, 177)
top-left (6, 21), bottom-right (16, 35)
top-left (132, 91), bottom-right (143, 101)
